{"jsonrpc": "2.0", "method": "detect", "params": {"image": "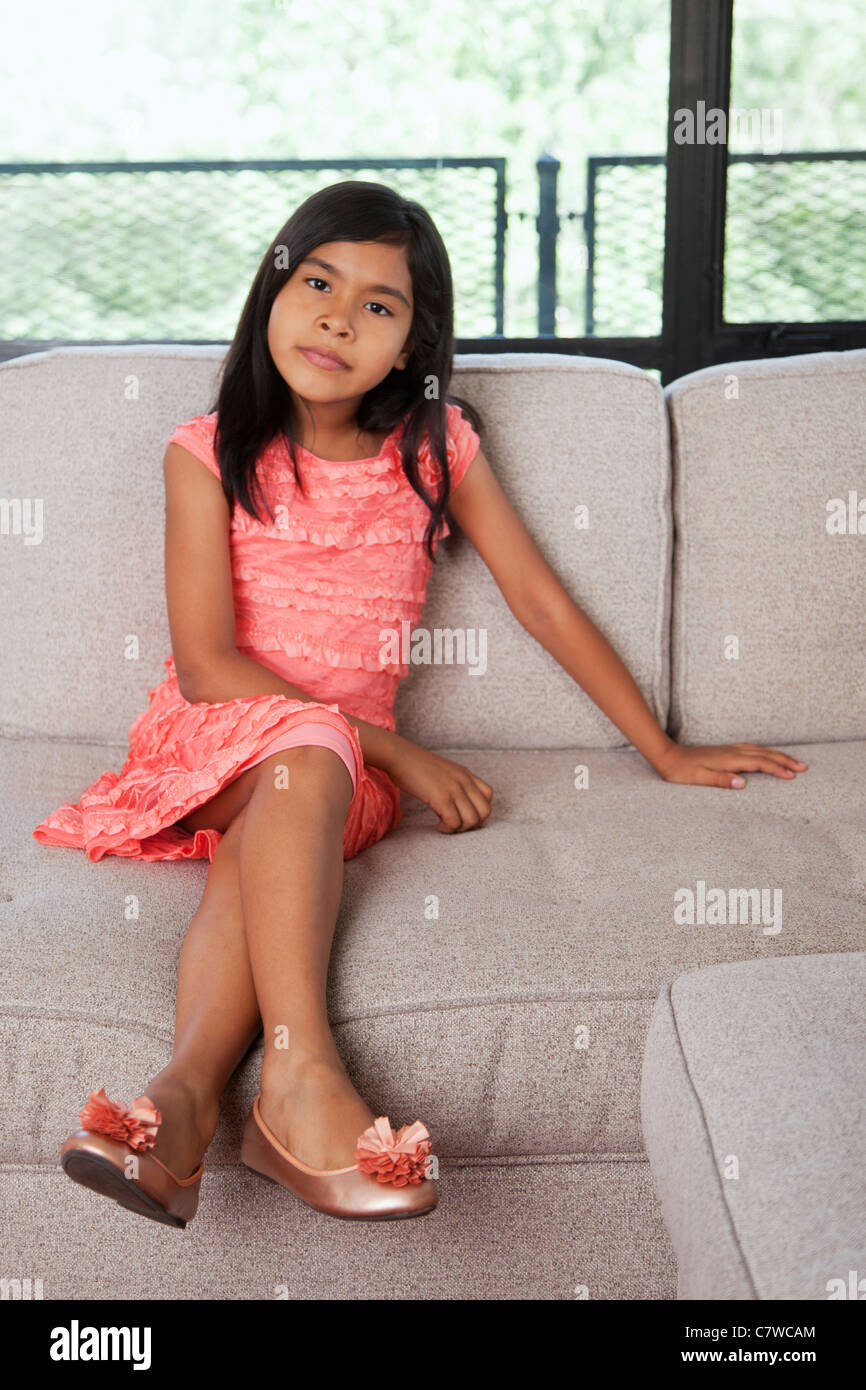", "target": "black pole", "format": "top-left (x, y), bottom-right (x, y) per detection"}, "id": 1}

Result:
top-left (536, 153), bottom-right (560, 336)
